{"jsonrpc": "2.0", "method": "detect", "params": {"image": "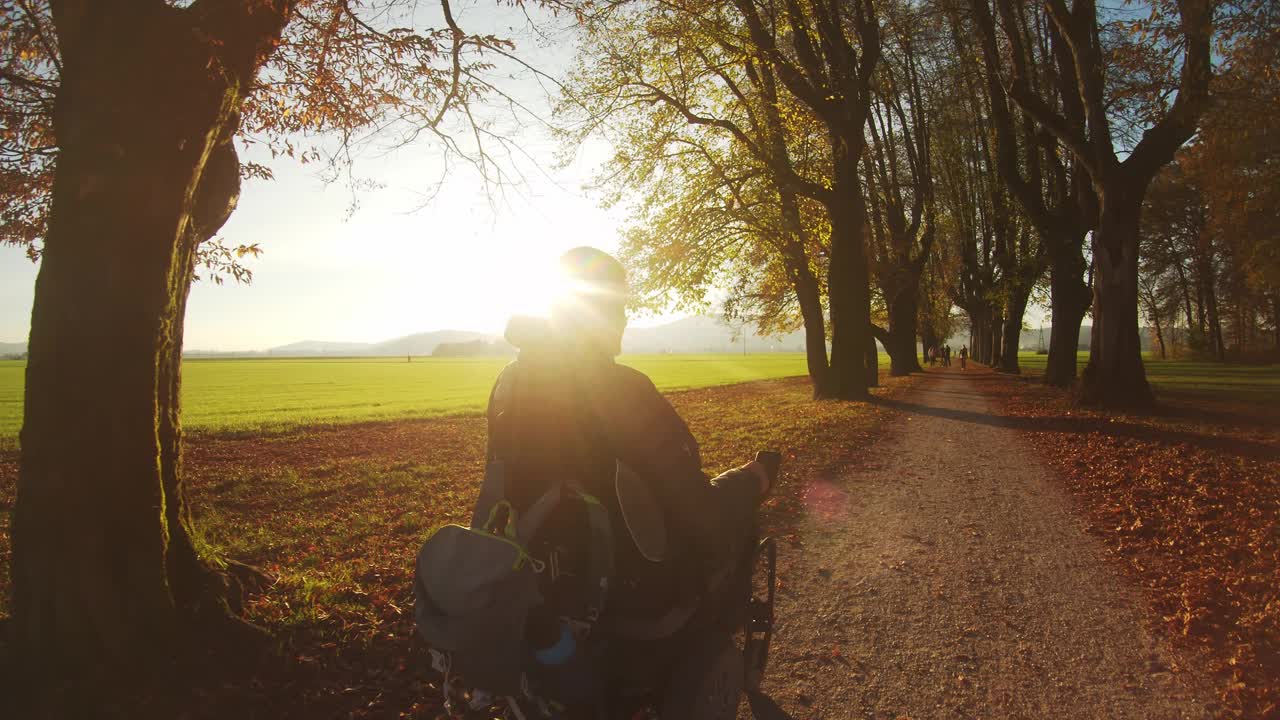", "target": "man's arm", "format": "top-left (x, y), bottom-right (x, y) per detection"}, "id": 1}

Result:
top-left (591, 367), bottom-right (764, 576)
